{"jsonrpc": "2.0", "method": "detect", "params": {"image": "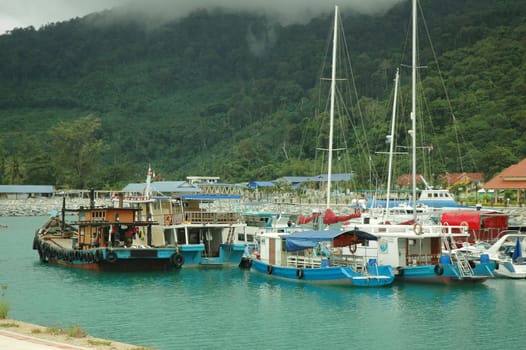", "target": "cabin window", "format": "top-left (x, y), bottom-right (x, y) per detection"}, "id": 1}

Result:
top-left (164, 229), bottom-right (175, 246)
top-left (176, 229), bottom-right (186, 244)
